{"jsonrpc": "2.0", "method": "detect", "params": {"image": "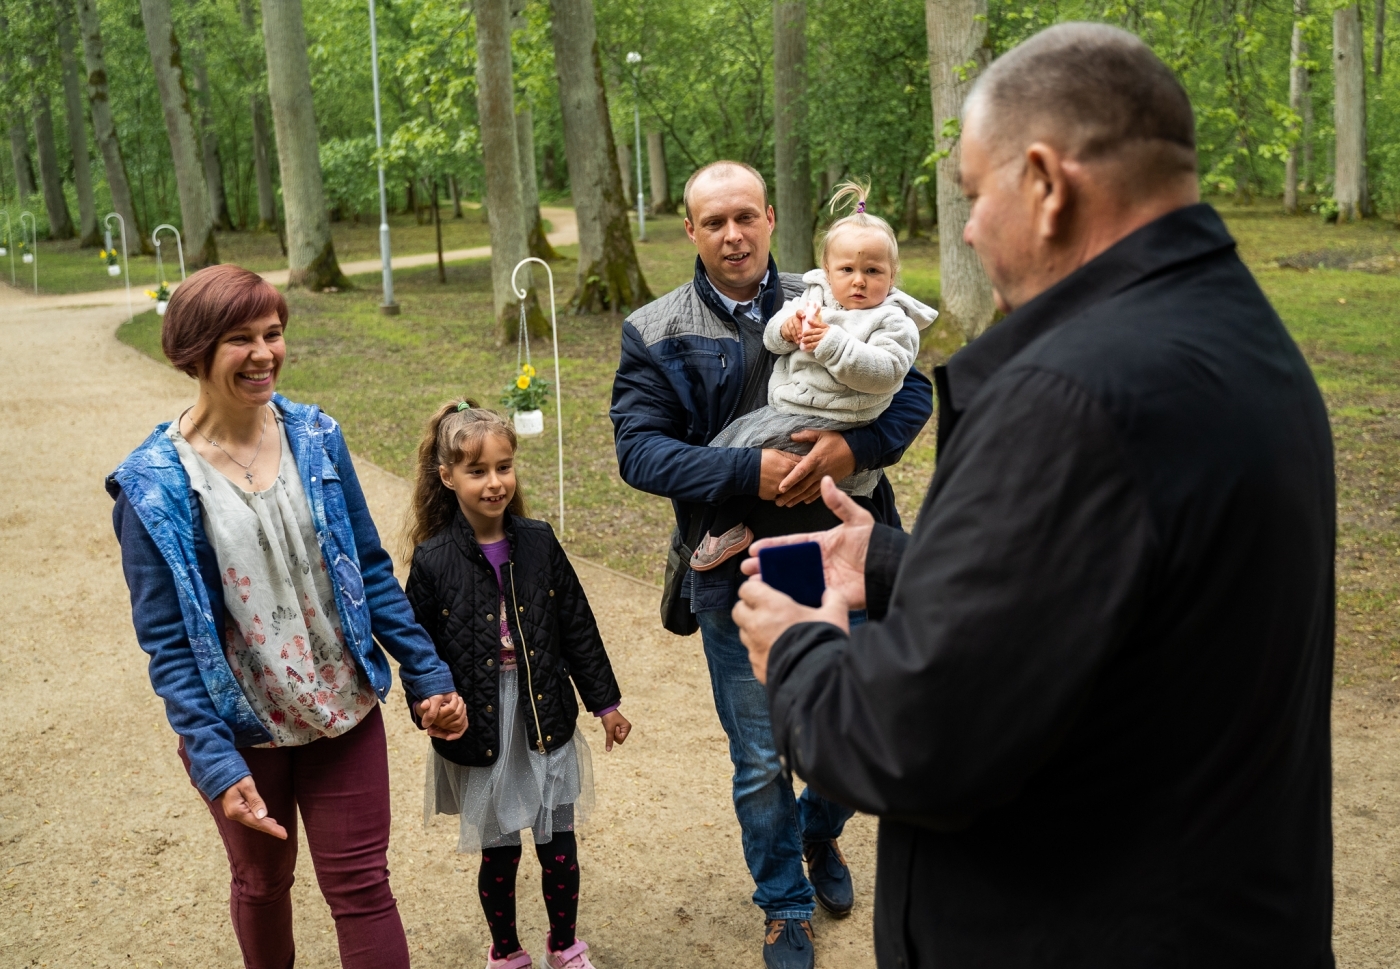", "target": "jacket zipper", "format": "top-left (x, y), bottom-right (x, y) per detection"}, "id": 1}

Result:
top-left (507, 561), bottom-right (548, 754)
